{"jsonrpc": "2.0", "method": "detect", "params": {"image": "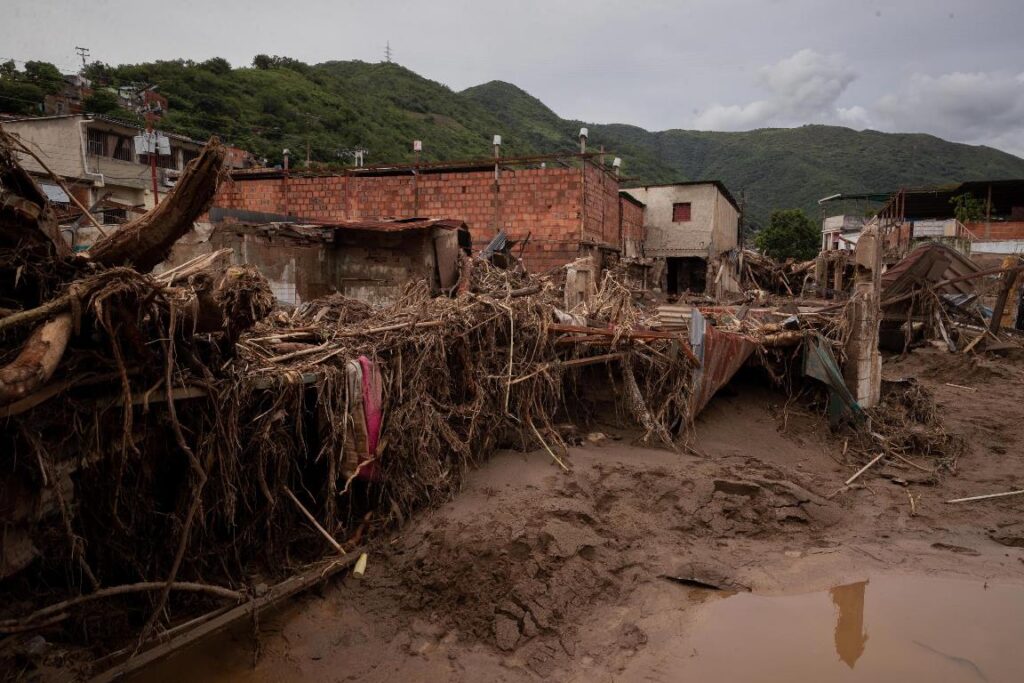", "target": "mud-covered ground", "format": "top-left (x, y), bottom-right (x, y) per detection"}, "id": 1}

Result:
top-left (139, 347), bottom-right (1024, 682)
